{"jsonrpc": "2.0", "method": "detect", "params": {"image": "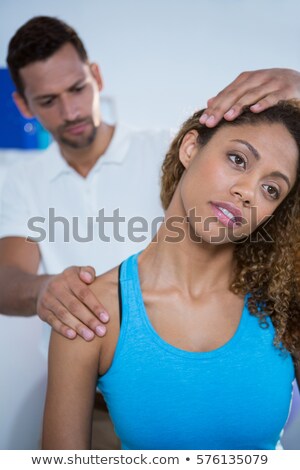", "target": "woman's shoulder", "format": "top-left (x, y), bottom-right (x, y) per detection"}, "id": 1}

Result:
top-left (90, 266), bottom-right (121, 375)
top-left (90, 266), bottom-right (119, 311)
